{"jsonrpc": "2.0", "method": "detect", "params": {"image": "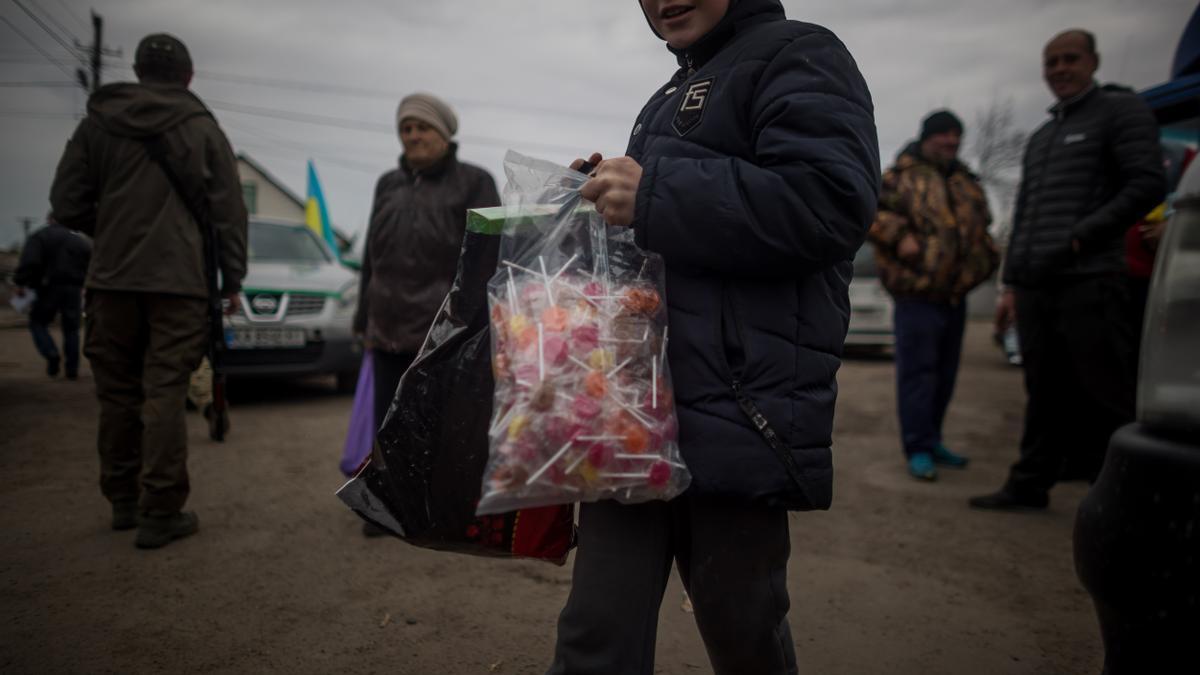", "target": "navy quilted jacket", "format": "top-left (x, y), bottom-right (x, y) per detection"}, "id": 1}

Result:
top-left (626, 0), bottom-right (879, 509)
